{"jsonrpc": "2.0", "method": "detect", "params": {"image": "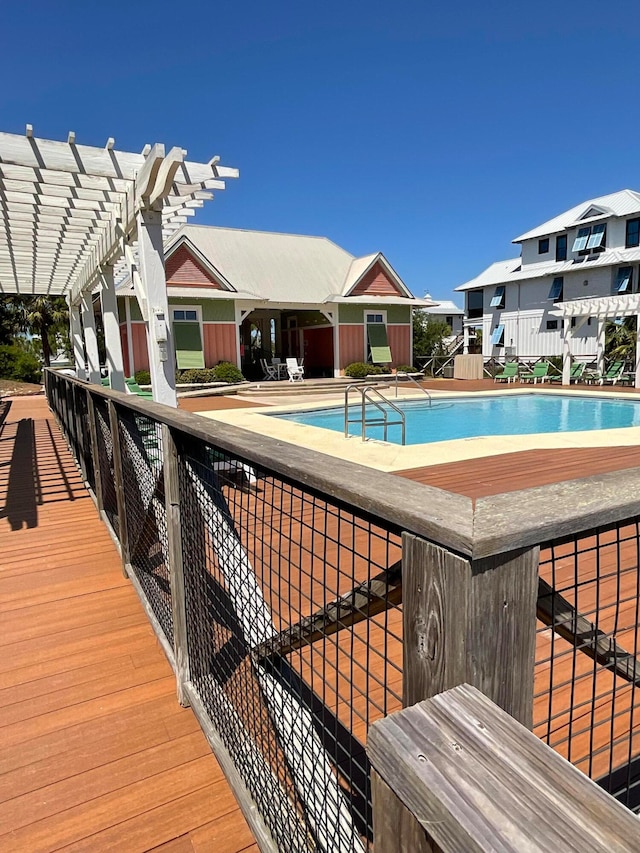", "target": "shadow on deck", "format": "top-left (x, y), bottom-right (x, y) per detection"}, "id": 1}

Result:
top-left (0, 395), bottom-right (257, 853)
